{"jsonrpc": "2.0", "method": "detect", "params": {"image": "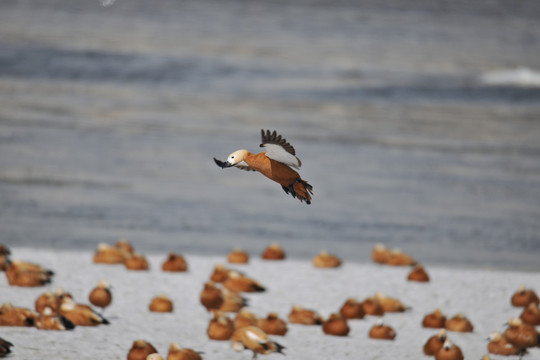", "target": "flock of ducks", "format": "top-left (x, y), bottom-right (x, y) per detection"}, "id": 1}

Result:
top-left (1, 241), bottom-right (539, 359)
